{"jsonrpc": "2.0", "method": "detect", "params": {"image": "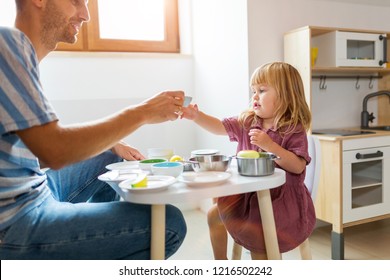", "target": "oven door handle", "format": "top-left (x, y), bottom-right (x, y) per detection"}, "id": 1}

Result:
top-left (356, 150), bottom-right (383, 160)
top-left (379, 35), bottom-right (387, 66)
